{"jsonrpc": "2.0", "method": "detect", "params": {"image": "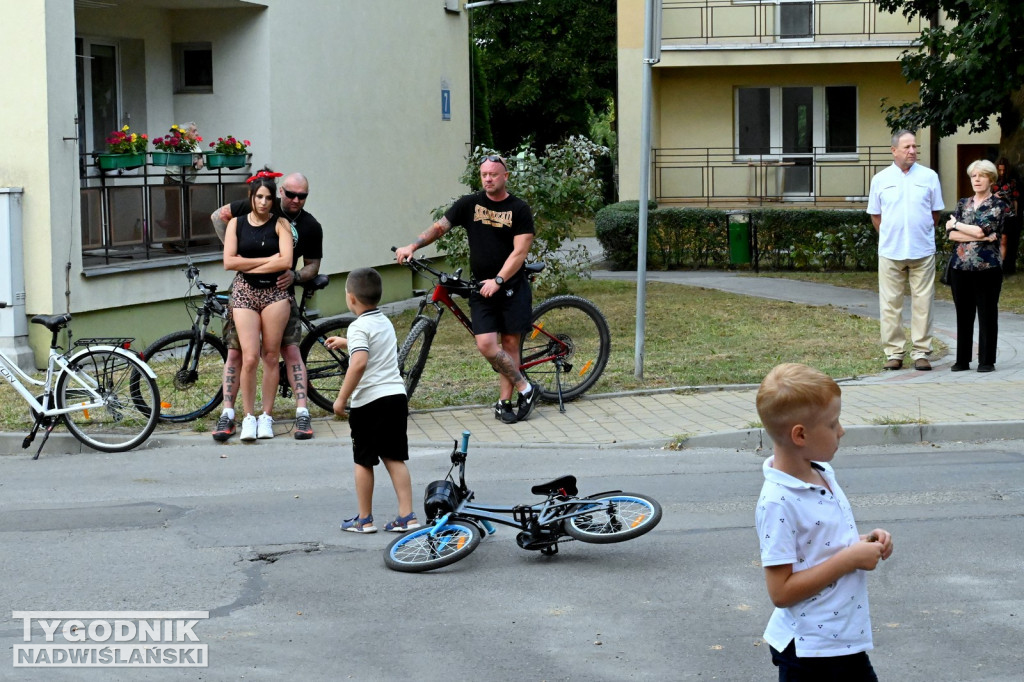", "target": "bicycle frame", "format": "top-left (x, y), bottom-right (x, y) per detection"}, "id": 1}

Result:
top-left (429, 432), bottom-right (621, 551)
top-left (408, 260), bottom-right (573, 372)
top-left (0, 347), bottom-right (108, 419)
